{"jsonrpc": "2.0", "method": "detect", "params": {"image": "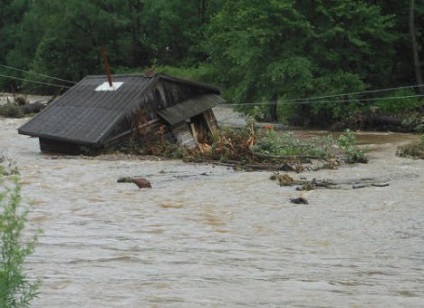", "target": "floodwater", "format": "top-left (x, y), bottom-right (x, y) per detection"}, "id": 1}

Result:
top-left (1, 116), bottom-right (424, 307)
